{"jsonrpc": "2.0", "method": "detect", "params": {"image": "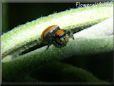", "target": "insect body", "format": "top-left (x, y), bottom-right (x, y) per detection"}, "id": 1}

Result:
top-left (41, 25), bottom-right (74, 48)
